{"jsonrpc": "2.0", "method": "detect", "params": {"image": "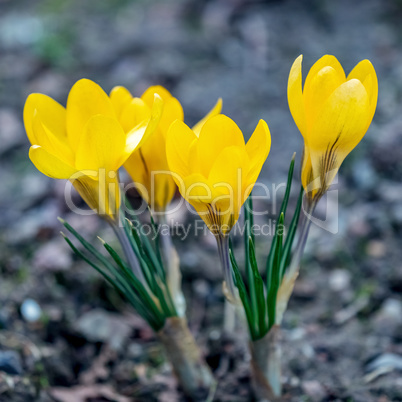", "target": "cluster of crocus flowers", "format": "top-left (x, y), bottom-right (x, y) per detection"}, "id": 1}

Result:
top-left (110, 85), bottom-right (222, 212)
top-left (24, 79), bottom-right (163, 223)
top-left (22, 54), bottom-right (379, 401)
top-left (288, 55), bottom-right (378, 202)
